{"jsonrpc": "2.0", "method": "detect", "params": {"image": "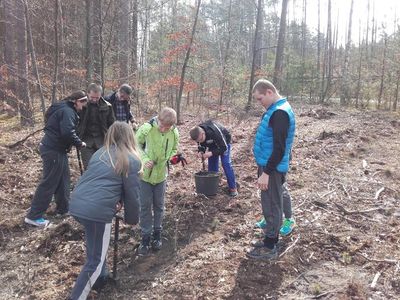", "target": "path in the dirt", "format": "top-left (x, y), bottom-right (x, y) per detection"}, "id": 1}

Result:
top-left (0, 102), bottom-right (399, 299)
